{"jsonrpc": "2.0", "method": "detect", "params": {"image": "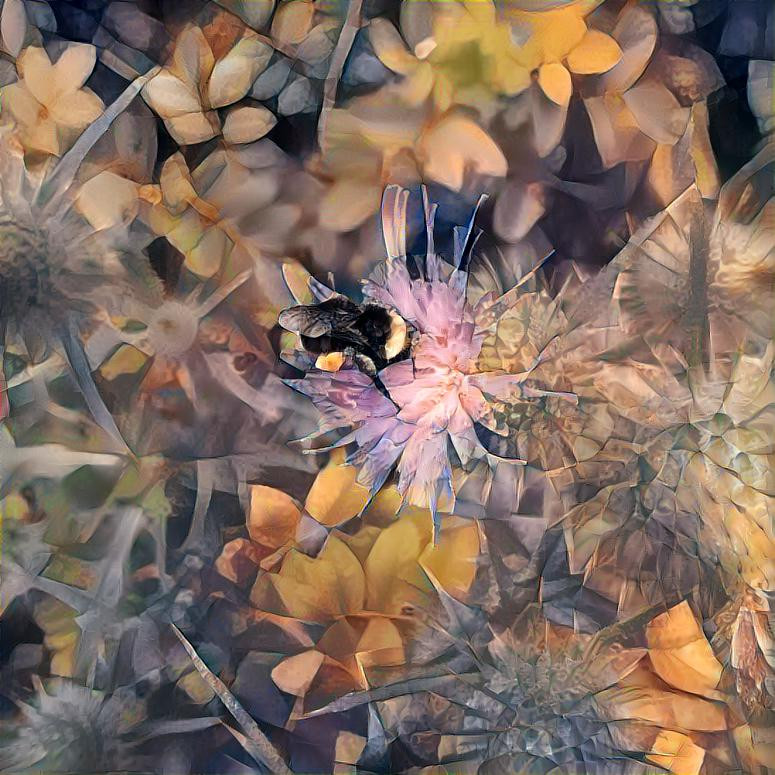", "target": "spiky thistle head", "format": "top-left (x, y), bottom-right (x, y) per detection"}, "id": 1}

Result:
top-left (281, 187), bottom-right (580, 538)
top-left (0, 677), bottom-right (147, 773)
top-left (0, 130), bottom-right (131, 348)
top-left (0, 65), bottom-right (162, 355)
